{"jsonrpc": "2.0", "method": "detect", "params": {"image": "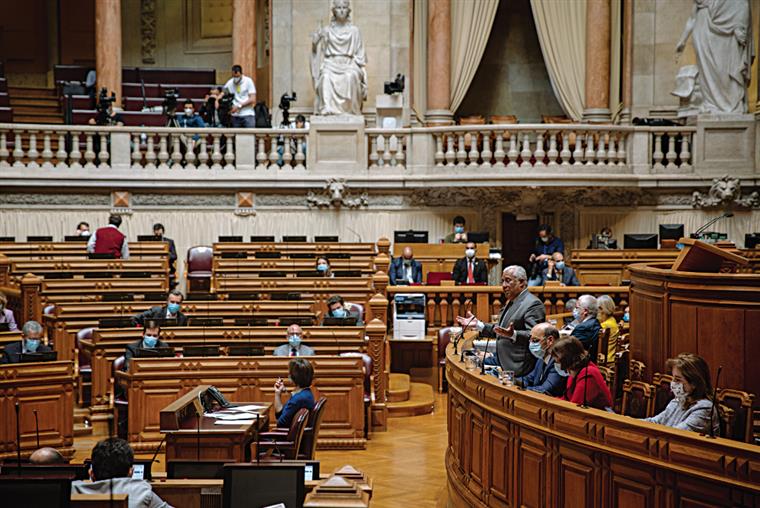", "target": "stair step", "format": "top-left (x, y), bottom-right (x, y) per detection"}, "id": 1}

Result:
top-left (8, 87), bottom-right (57, 98)
top-left (10, 98), bottom-right (59, 108)
top-left (388, 382), bottom-right (435, 417)
top-left (10, 105), bottom-right (60, 115)
top-left (388, 373), bottom-right (411, 402)
top-left (13, 115), bottom-right (64, 124)
top-left (74, 423), bottom-right (93, 437)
